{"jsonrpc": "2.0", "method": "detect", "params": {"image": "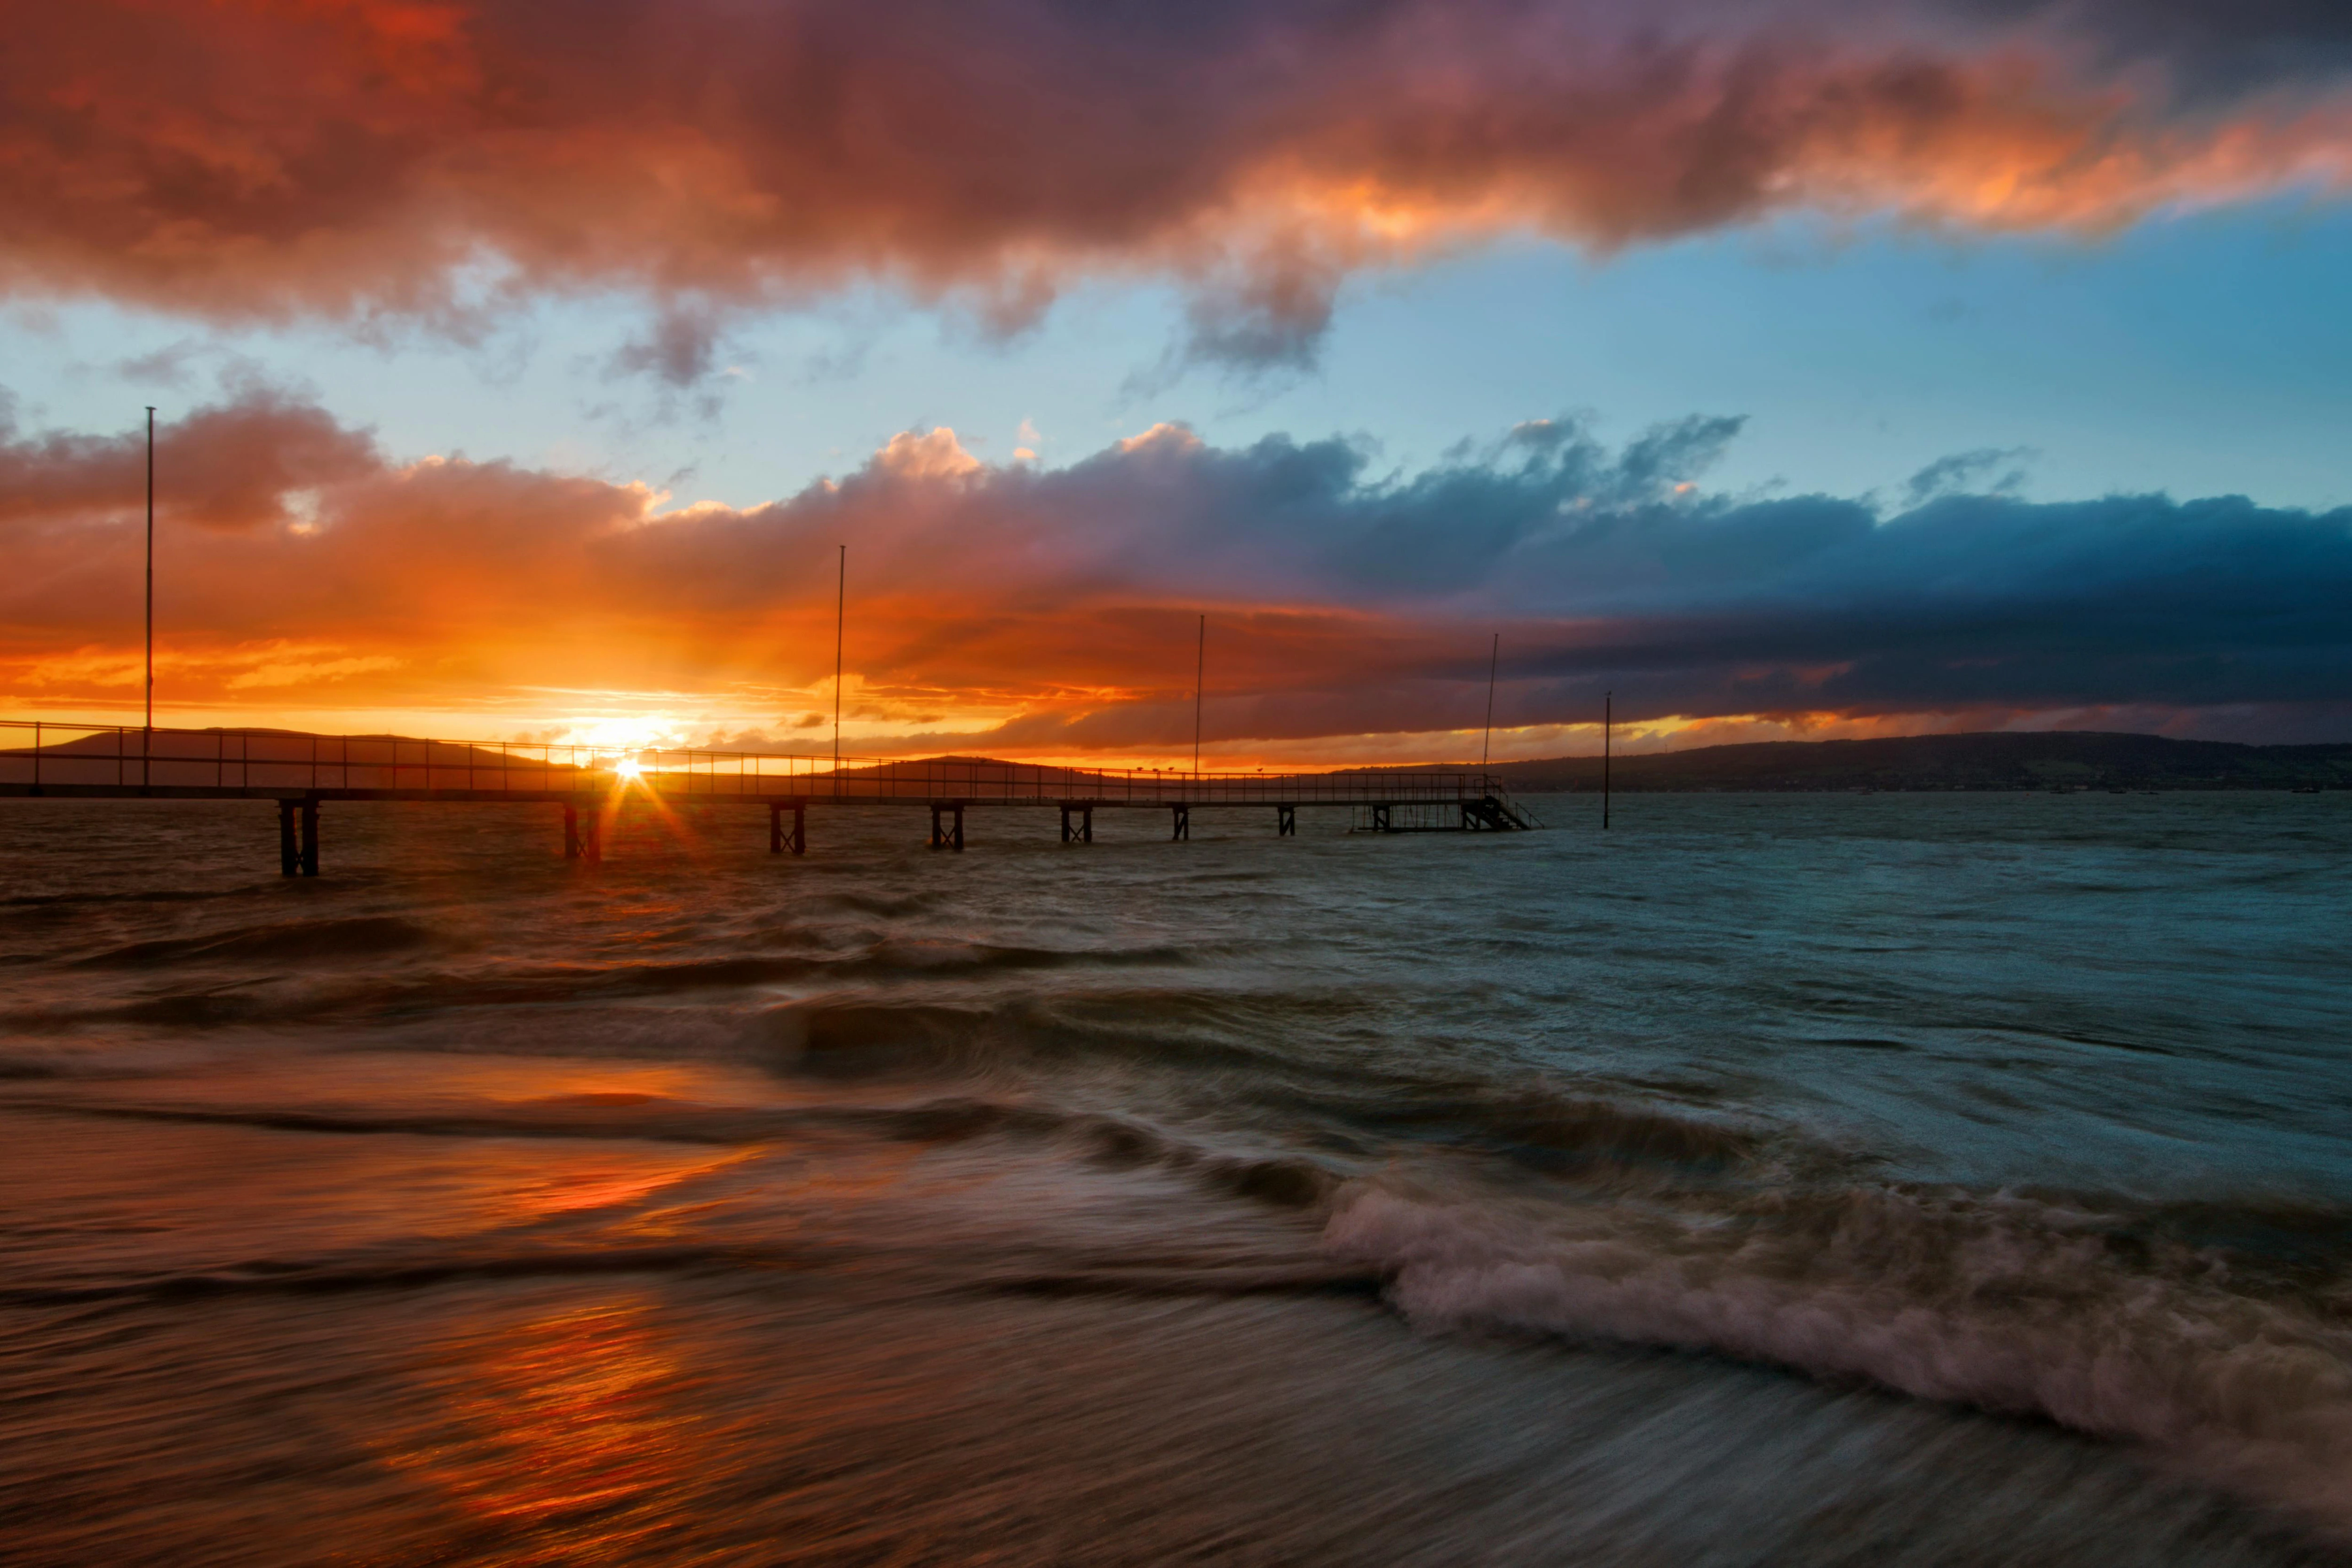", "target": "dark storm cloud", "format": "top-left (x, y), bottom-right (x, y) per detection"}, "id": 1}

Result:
top-left (1949, 0), bottom-right (2352, 98)
top-left (1478, 490), bottom-right (2352, 725)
